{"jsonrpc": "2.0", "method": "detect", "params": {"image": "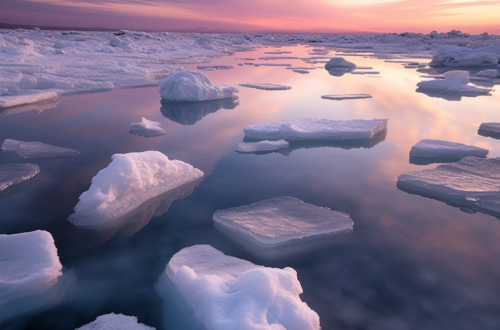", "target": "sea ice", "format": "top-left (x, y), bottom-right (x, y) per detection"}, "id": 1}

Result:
top-left (475, 69), bottom-right (499, 78)
top-left (0, 92), bottom-right (58, 109)
top-left (416, 70), bottom-right (491, 95)
top-left (292, 69), bottom-right (309, 74)
top-left (159, 71), bottom-right (238, 102)
top-left (213, 196), bottom-right (353, 257)
top-left (129, 117), bottom-right (166, 137)
top-left (161, 97), bottom-right (239, 125)
top-left (0, 163), bottom-right (40, 192)
top-left (239, 83), bottom-right (291, 91)
top-left (156, 245), bottom-right (320, 330)
top-left (324, 57), bottom-right (356, 76)
top-left (244, 118), bottom-right (388, 141)
top-left (76, 313), bottom-right (155, 330)
top-left (2, 139), bottom-right (80, 159)
top-left (235, 140), bottom-right (289, 153)
top-left (351, 71), bottom-right (380, 75)
top-left (196, 65), bottom-right (233, 70)
top-left (68, 151), bottom-right (203, 226)
top-left (322, 94), bottom-right (372, 100)
top-left (253, 63), bottom-right (291, 67)
top-left (397, 157), bottom-right (500, 218)
top-left (429, 46), bottom-right (500, 67)
top-left (443, 70), bottom-right (469, 84)
top-left (478, 123), bottom-right (500, 139)
top-left (409, 139), bottom-right (488, 161)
